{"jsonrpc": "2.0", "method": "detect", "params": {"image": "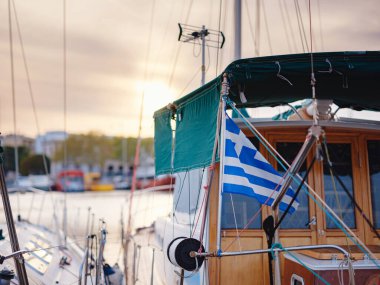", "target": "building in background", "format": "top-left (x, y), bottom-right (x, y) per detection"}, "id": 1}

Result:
top-left (2, 134), bottom-right (34, 150)
top-left (34, 131), bottom-right (67, 158)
